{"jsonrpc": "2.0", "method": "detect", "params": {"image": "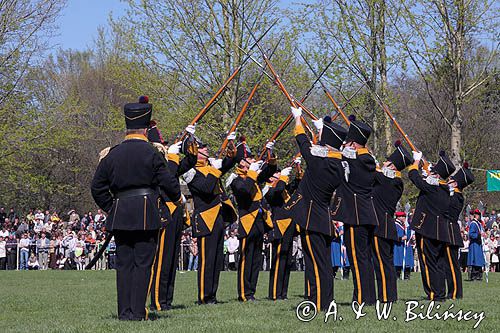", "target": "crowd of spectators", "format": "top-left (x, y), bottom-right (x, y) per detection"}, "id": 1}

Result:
top-left (0, 205), bottom-right (497, 273)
